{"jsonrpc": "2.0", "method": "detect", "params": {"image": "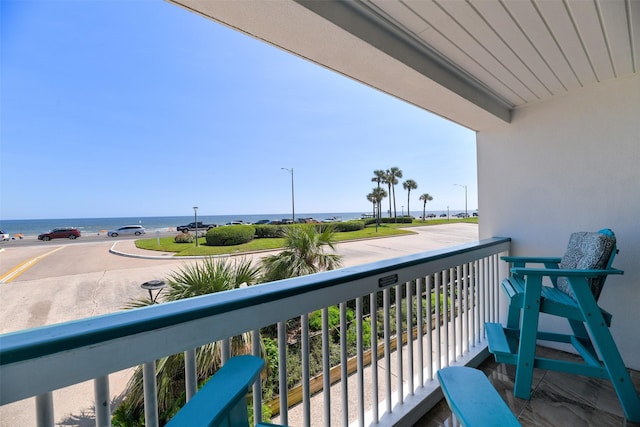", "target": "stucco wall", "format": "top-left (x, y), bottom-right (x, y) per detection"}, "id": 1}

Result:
top-left (477, 74), bottom-right (640, 369)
